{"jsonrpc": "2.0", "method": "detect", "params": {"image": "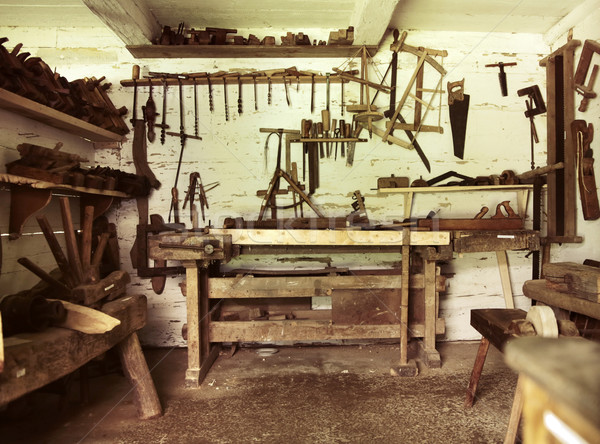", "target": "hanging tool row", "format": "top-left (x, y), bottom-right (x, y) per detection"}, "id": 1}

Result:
top-left (122, 67), bottom-right (357, 133)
